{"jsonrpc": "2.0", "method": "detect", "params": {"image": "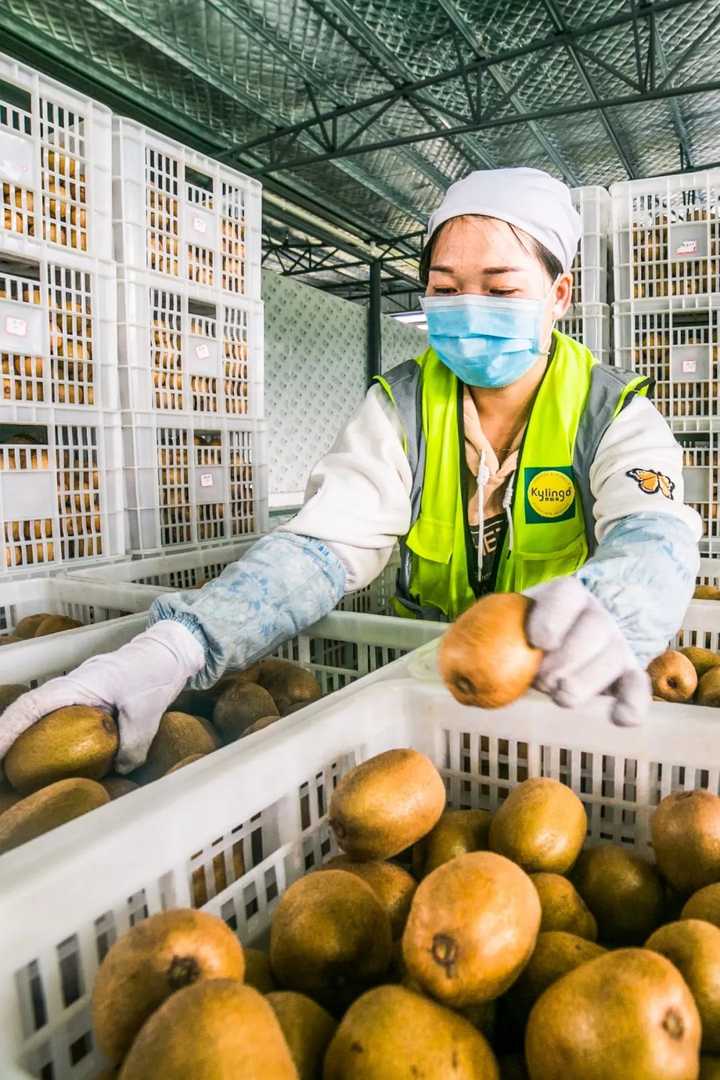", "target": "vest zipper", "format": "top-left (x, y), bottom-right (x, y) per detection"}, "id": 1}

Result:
top-left (476, 450), bottom-right (490, 584)
top-left (503, 472), bottom-right (515, 554)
